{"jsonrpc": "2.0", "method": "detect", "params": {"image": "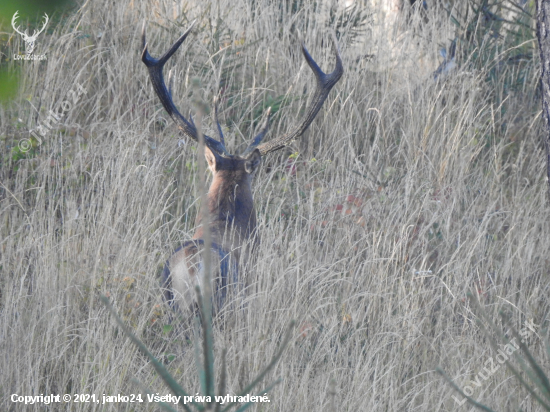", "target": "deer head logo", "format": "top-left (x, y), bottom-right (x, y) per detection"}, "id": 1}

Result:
top-left (12, 11), bottom-right (49, 56)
